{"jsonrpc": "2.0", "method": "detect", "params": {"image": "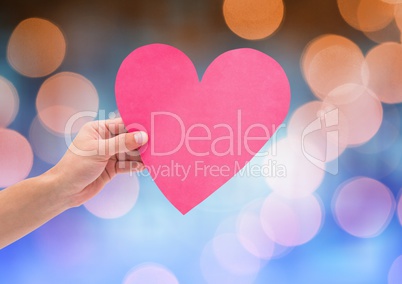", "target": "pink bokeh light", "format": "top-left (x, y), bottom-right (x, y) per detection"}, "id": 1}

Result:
top-left (388, 255), bottom-right (402, 284)
top-left (236, 209), bottom-right (275, 260)
top-left (0, 129), bottom-right (33, 187)
top-left (0, 76), bottom-right (19, 128)
top-left (287, 101), bottom-right (348, 162)
top-left (264, 139), bottom-right (325, 199)
top-left (333, 177), bottom-right (395, 238)
top-left (124, 263), bottom-right (179, 284)
top-left (84, 173), bottom-right (140, 219)
top-left (323, 84), bottom-right (383, 146)
top-left (260, 193), bottom-right (324, 246)
top-left (36, 72), bottom-right (99, 134)
top-left (200, 236), bottom-right (259, 284)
